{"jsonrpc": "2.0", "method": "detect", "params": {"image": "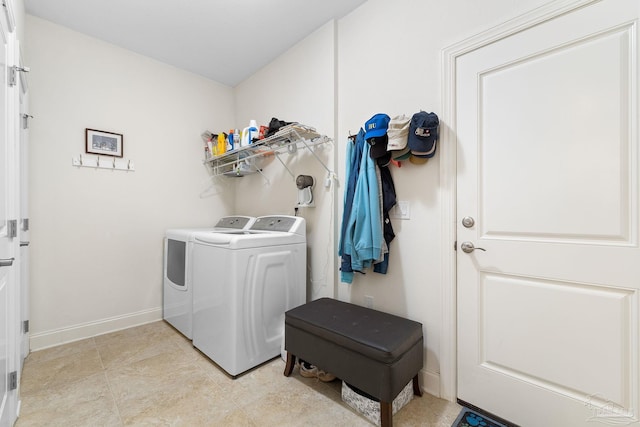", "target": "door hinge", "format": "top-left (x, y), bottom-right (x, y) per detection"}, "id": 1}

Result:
top-left (7, 219), bottom-right (17, 238)
top-left (9, 371), bottom-right (17, 391)
top-left (454, 240), bottom-right (457, 251)
top-left (23, 320), bottom-right (29, 334)
top-left (22, 218), bottom-right (29, 232)
top-left (8, 65), bottom-right (30, 87)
